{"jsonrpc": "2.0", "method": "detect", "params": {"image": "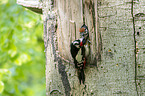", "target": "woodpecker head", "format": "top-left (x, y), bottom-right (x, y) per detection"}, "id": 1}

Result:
top-left (79, 24), bottom-right (89, 40)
